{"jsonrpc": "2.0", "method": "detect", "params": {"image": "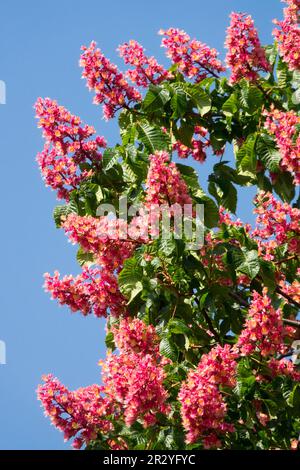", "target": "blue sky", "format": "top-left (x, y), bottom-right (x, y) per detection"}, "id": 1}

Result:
top-left (0, 0), bottom-right (283, 450)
